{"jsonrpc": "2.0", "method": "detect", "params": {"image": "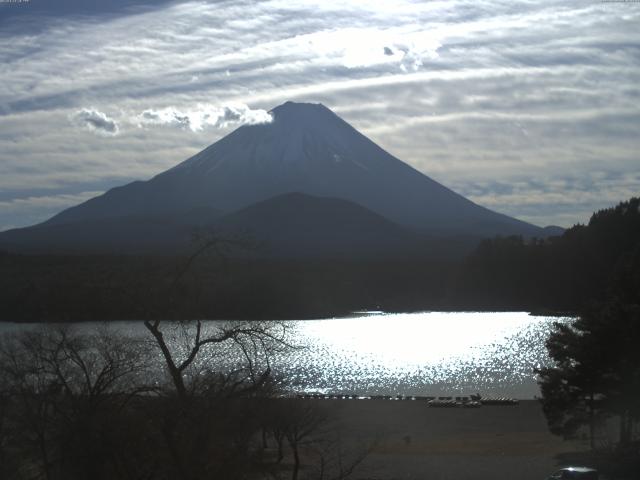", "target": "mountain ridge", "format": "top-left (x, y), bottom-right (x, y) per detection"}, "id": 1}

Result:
top-left (41, 101), bottom-right (544, 237)
top-left (1, 101), bottom-right (556, 255)
top-left (0, 192), bottom-right (482, 258)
